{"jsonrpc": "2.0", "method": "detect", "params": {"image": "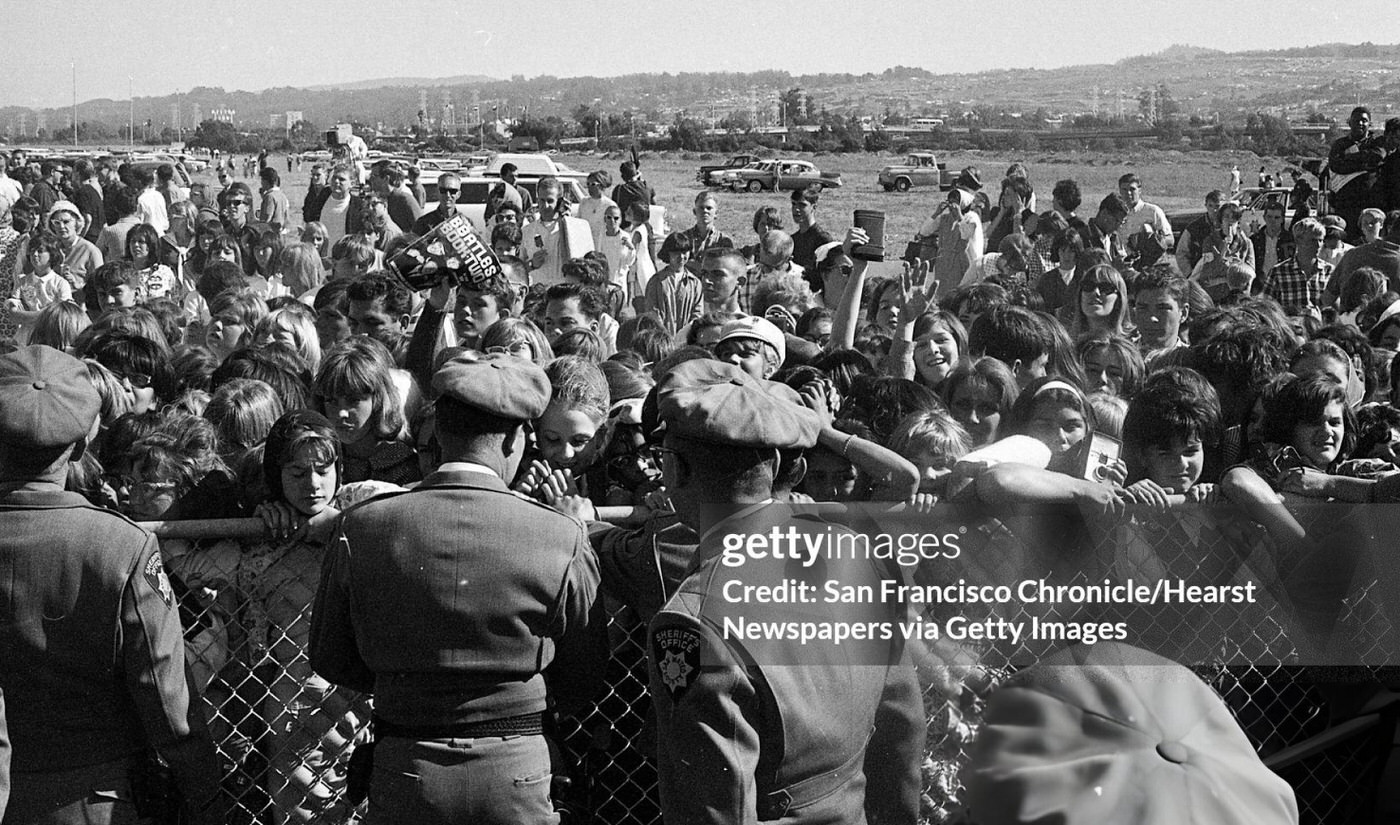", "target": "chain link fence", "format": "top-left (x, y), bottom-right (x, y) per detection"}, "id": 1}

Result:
top-left (150, 499), bottom-right (1400, 825)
